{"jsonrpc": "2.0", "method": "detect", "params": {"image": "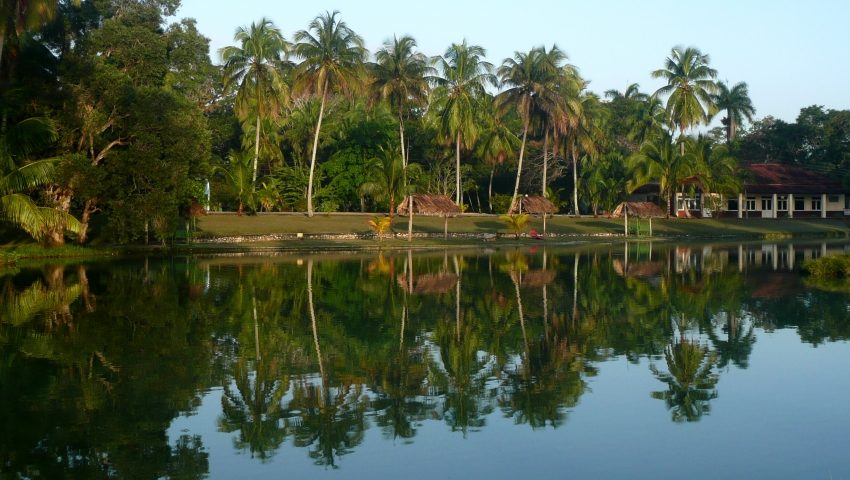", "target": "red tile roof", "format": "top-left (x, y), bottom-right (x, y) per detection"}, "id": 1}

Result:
top-left (743, 163), bottom-right (845, 194)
